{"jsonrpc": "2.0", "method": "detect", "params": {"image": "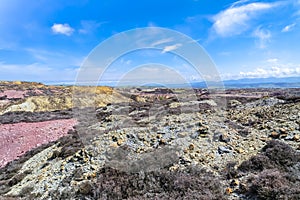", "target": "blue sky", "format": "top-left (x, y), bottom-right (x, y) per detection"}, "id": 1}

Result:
top-left (0, 0), bottom-right (300, 83)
